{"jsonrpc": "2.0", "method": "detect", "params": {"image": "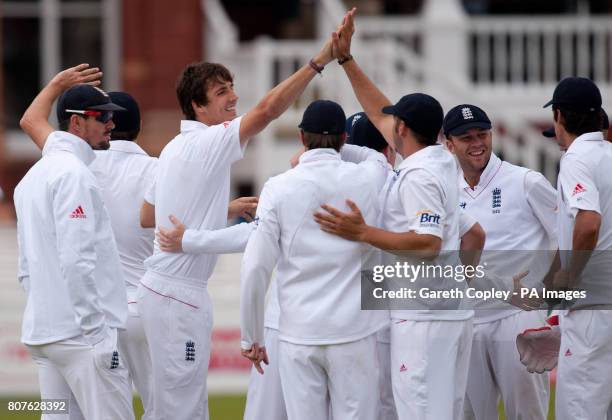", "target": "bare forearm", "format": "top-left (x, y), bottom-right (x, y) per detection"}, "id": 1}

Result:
top-left (342, 59), bottom-right (394, 142)
top-left (362, 225), bottom-right (441, 255)
top-left (569, 213), bottom-right (600, 278)
top-left (20, 82), bottom-right (62, 149)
